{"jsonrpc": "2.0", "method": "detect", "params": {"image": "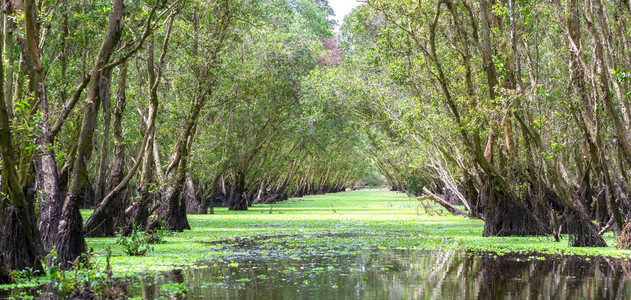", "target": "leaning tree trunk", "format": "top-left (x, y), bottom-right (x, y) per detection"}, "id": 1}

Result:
top-left (88, 16), bottom-right (166, 236)
top-left (546, 0), bottom-right (612, 247)
top-left (152, 122), bottom-right (195, 231)
top-left (105, 63), bottom-right (129, 231)
top-left (56, 0), bottom-right (124, 268)
top-left (83, 63), bottom-right (129, 237)
top-left (464, 0), bottom-right (549, 237)
top-left (145, 20), bottom-right (195, 231)
top-left (123, 131), bottom-right (158, 235)
top-left (119, 33), bottom-right (168, 235)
